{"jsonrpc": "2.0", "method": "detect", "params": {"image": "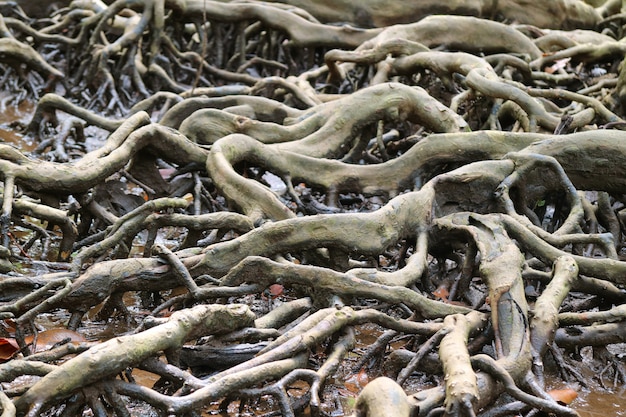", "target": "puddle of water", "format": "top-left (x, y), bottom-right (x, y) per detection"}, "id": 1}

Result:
top-left (0, 98), bottom-right (35, 152)
top-left (575, 389), bottom-right (626, 417)
top-left (544, 364), bottom-right (626, 417)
